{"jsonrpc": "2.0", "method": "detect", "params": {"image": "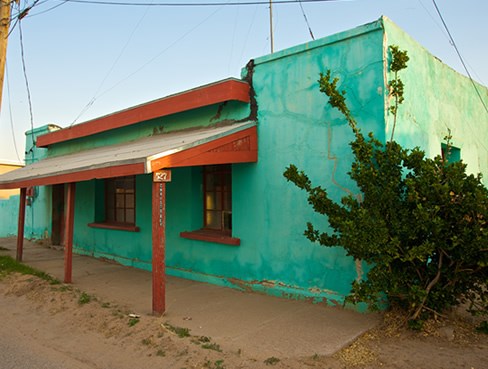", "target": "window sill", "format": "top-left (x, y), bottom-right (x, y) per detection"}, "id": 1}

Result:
top-left (88, 222), bottom-right (140, 232)
top-left (180, 230), bottom-right (240, 246)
